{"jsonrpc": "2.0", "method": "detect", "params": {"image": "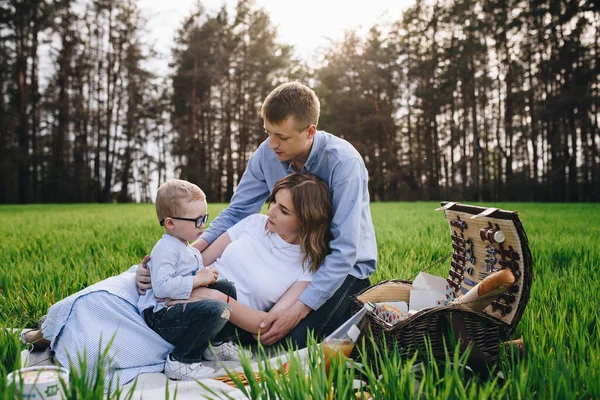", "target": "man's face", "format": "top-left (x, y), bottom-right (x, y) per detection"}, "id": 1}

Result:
top-left (264, 116), bottom-right (315, 163)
